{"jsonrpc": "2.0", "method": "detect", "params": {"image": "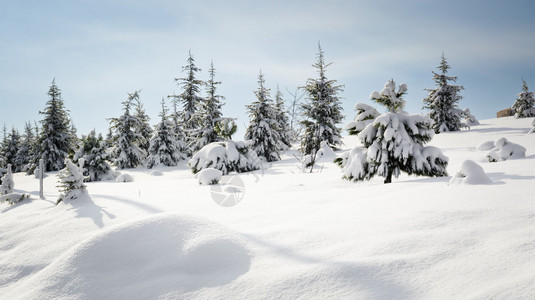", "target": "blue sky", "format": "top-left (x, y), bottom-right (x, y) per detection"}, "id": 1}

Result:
top-left (2, 0), bottom-right (534, 138)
